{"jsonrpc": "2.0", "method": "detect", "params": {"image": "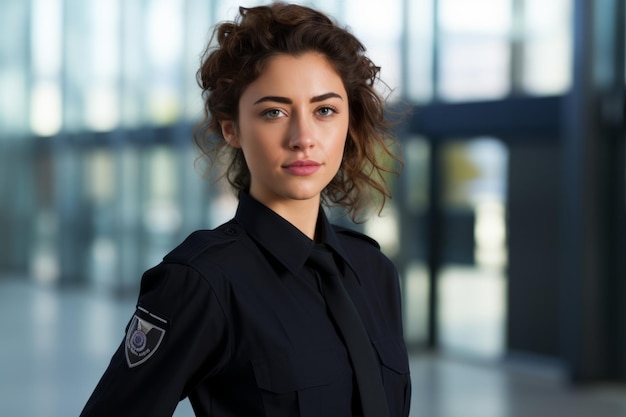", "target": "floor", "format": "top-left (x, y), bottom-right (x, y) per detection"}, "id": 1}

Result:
top-left (1, 278), bottom-right (626, 417)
